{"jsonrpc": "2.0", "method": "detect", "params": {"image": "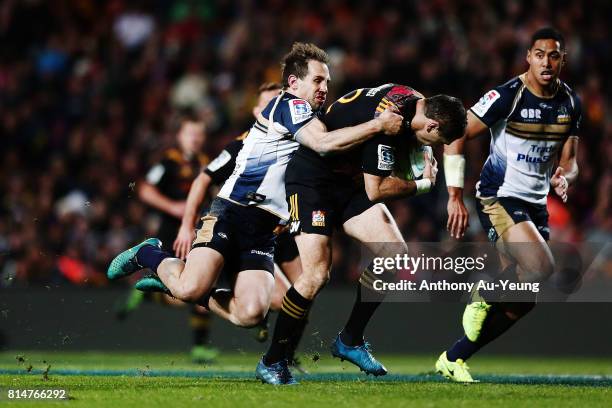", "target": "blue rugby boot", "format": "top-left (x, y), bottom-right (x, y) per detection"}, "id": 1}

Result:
top-left (107, 238), bottom-right (162, 280)
top-left (331, 333), bottom-right (387, 376)
top-left (134, 273), bottom-right (171, 295)
top-left (255, 358), bottom-right (298, 385)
